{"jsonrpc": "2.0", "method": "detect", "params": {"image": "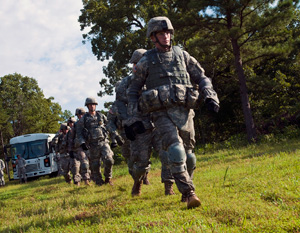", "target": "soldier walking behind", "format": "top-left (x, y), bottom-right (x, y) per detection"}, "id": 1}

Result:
top-left (77, 97), bottom-right (114, 186)
top-left (0, 158), bottom-right (5, 187)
